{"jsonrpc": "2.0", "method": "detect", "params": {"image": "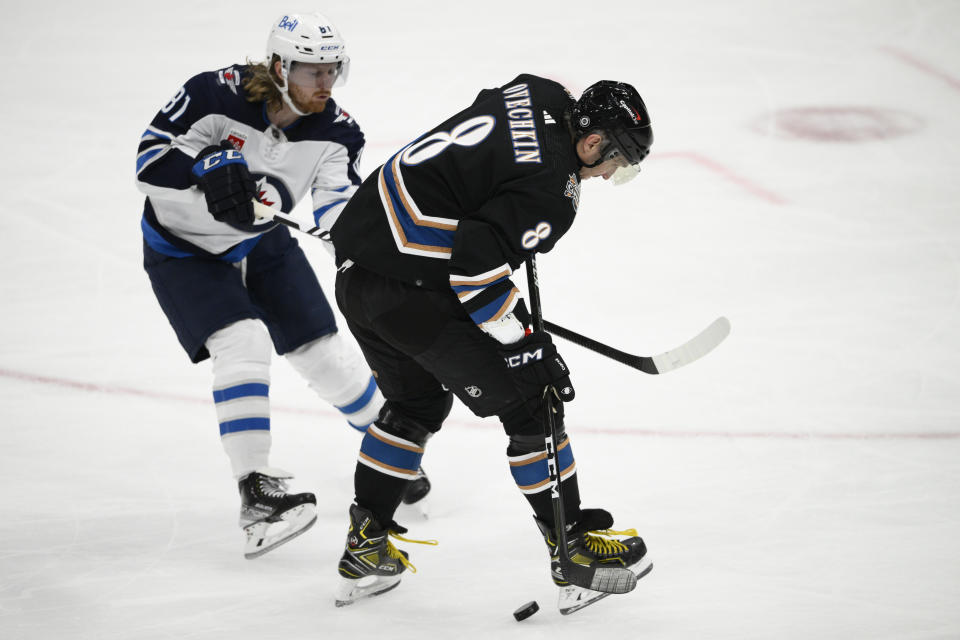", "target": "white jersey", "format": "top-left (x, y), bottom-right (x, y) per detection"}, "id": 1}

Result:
top-left (135, 64), bottom-right (363, 259)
